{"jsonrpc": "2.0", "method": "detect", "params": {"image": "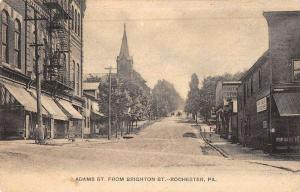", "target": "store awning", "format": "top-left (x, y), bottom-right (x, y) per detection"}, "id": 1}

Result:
top-left (57, 99), bottom-right (83, 120)
top-left (29, 90), bottom-right (68, 121)
top-left (90, 102), bottom-right (105, 120)
top-left (273, 93), bottom-right (300, 117)
top-left (91, 112), bottom-right (106, 121)
top-left (2, 82), bottom-right (48, 115)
